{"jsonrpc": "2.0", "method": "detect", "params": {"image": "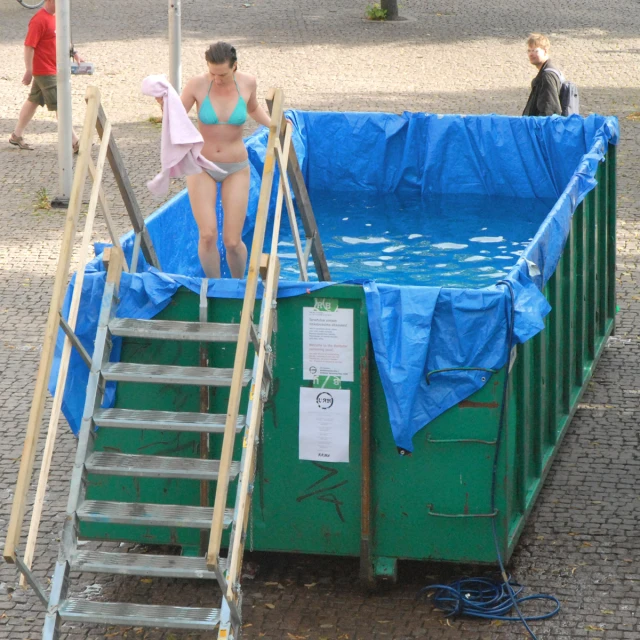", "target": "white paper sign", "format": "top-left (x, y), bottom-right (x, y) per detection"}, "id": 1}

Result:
top-left (302, 305), bottom-right (354, 381)
top-left (299, 387), bottom-right (351, 463)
